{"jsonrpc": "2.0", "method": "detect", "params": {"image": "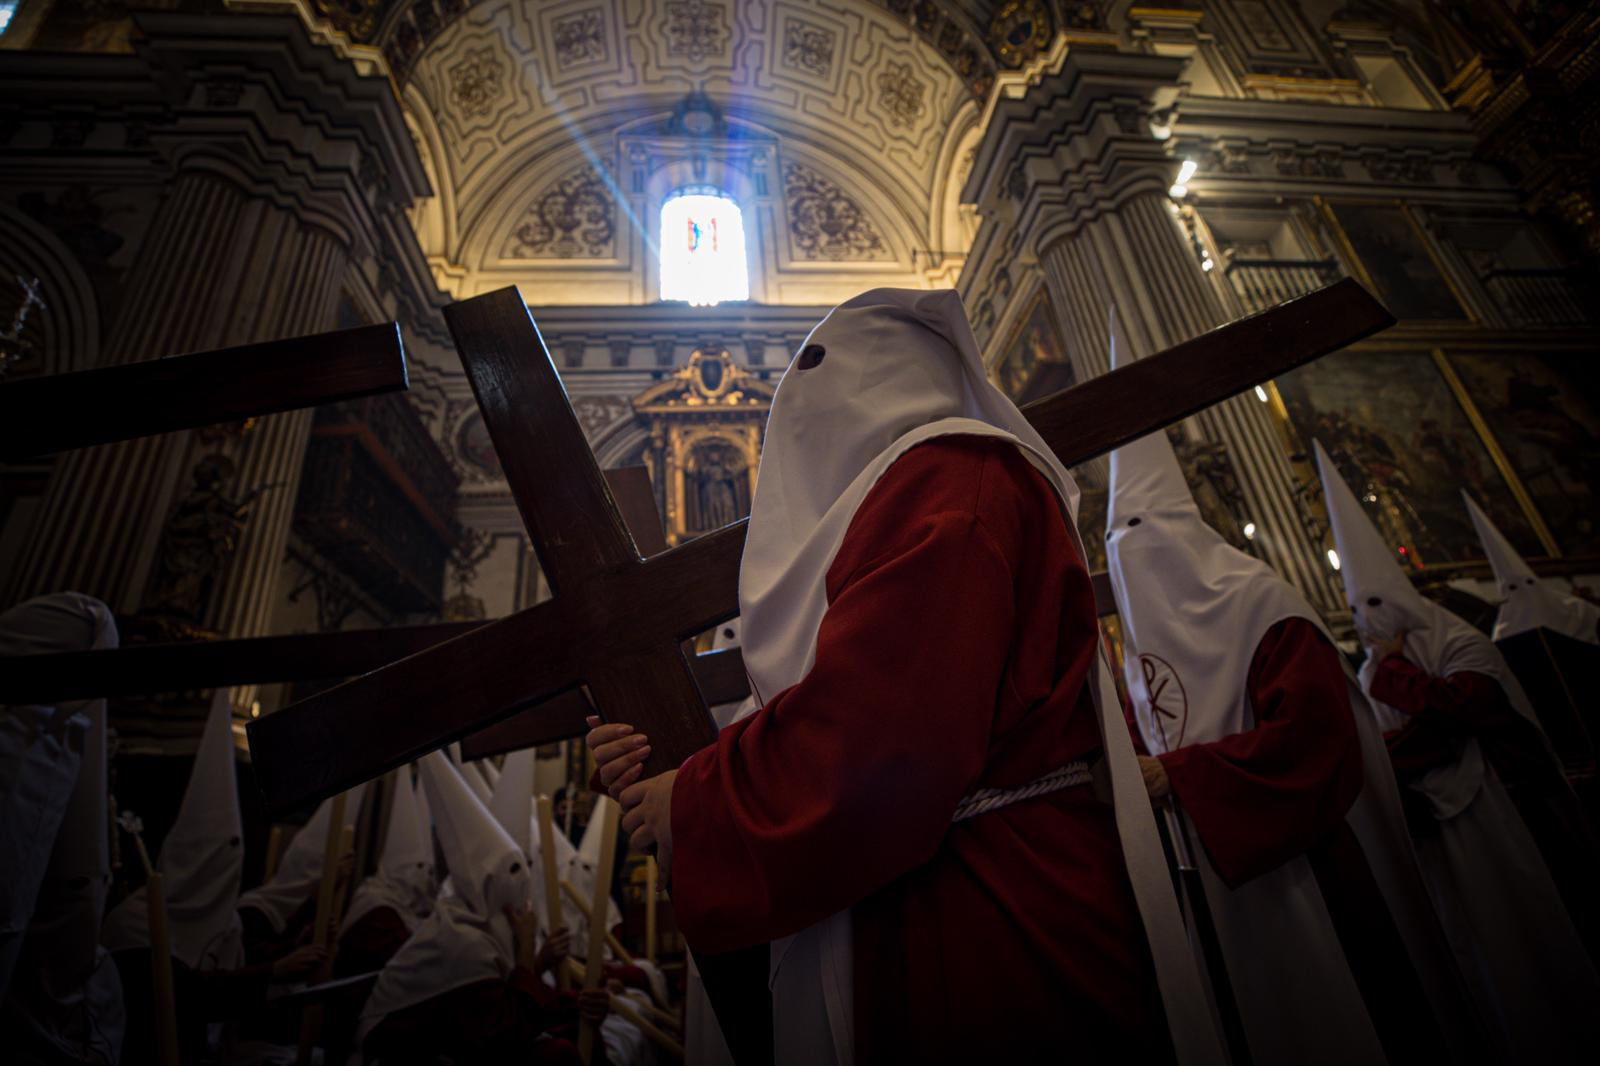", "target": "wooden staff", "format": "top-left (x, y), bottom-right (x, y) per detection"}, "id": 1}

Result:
top-left (645, 855), bottom-right (658, 964)
top-left (536, 794), bottom-right (569, 991)
top-left (263, 824), bottom-right (286, 882)
top-left (295, 792), bottom-right (350, 1065)
top-left (577, 798), bottom-right (620, 1066)
top-left (132, 833), bottom-right (180, 1066)
top-left (560, 879), bottom-right (634, 965)
top-left (564, 960), bottom-right (684, 1058)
